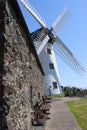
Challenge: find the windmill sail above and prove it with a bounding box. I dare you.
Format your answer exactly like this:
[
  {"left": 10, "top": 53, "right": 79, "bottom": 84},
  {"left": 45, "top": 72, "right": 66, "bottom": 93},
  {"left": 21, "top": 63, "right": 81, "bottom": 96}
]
[
  {"left": 31, "top": 29, "right": 50, "bottom": 55},
  {"left": 52, "top": 7, "right": 70, "bottom": 35},
  {"left": 19, "top": 0, "right": 47, "bottom": 28},
  {"left": 52, "top": 36, "right": 85, "bottom": 76}
]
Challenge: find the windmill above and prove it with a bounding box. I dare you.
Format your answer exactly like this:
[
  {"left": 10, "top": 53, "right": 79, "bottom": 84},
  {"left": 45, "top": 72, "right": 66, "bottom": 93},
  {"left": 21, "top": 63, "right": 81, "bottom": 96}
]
[{"left": 19, "top": 0, "right": 86, "bottom": 94}]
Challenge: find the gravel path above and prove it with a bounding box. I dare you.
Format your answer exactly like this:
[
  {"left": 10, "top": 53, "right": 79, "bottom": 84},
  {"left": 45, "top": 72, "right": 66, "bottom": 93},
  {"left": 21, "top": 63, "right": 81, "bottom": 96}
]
[{"left": 31, "top": 97, "right": 82, "bottom": 130}]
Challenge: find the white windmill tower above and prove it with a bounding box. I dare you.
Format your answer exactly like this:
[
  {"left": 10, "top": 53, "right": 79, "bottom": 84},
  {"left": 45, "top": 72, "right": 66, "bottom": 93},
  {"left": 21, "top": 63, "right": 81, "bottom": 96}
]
[{"left": 19, "top": 0, "right": 86, "bottom": 95}]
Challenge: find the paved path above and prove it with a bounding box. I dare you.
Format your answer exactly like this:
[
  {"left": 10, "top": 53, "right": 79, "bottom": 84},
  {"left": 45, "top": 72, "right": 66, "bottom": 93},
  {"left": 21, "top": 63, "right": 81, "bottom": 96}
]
[{"left": 45, "top": 97, "right": 82, "bottom": 130}]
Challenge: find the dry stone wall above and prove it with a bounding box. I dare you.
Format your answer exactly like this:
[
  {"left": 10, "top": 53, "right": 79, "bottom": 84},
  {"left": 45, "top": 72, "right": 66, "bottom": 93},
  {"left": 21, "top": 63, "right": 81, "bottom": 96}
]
[{"left": 0, "top": 0, "right": 44, "bottom": 129}]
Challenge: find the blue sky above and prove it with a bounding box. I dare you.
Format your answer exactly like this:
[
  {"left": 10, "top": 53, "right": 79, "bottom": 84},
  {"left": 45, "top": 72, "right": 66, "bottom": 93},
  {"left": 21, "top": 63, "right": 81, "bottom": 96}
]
[{"left": 18, "top": 0, "right": 87, "bottom": 89}]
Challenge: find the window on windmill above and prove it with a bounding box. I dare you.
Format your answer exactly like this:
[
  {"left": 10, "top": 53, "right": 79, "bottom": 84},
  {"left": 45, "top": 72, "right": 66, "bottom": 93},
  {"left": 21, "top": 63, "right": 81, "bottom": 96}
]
[
  {"left": 53, "top": 82, "right": 58, "bottom": 89},
  {"left": 49, "top": 63, "right": 54, "bottom": 69},
  {"left": 47, "top": 48, "right": 51, "bottom": 54}
]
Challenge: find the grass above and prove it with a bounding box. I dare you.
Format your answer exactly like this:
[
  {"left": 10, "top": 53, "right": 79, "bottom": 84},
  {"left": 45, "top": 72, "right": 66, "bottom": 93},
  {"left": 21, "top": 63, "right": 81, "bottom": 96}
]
[
  {"left": 51, "top": 93, "right": 65, "bottom": 98},
  {"left": 66, "top": 96, "right": 87, "bottom": 130}
]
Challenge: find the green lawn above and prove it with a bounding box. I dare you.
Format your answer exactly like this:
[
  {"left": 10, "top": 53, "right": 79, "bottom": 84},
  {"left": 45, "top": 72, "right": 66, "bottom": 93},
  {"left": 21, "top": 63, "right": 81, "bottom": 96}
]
[
  {"left": 66, "top": 97, "right": 87, "bottom": 130},
  {"left": 51, "top": 93, "right": 65, "bottom": 98}
]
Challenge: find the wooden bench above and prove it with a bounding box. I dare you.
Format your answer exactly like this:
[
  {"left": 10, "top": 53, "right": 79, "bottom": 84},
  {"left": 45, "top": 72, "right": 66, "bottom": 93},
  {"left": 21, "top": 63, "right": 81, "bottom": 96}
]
[
  {"left": 42, "top": 96, "right": 52, "bottom": 103},
  {"left": 31, "top": 97, "right": 51, "bottom": 125},
  {"left": 36, "top": 97, "right": 51, "bottom": 111}
]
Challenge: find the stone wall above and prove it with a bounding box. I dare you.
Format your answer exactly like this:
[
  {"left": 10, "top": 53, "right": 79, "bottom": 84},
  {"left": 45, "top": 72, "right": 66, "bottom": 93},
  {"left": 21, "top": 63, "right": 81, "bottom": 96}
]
[
  {"left": 0, "top": 0, "right": 44, "bottom": 129},
  {"left": 29, "top": 45, "right": 44, "bottom": 106}
]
